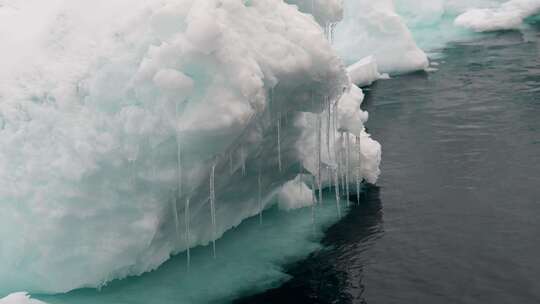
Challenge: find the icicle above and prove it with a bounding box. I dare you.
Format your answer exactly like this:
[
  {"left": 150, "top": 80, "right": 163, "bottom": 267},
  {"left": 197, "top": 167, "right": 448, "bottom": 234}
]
[
  {"left": 316, "top": 114, "right": 323, "bottom": 204},
  {"left": 325, "top": 23, "right": 330, "bottom": 42},
  {"left": 241, "top": 147, "right": 246, "bottom": 176},
  {"left": 185, "top": 198, "right": 191, "bottom": 270},
  {"left": 277, "top": 114, "right": 282, "bottom": 172},
  {"left": 345, "top": 133, "right": 350, "bottom": 205},
  {"left": 334, "top": 167, "right": 341, "bottom": 217},
  {"left": 128, "top": 160, "right": 134, "bottom": 186},
  {"left": 311, "top": 175, "right": 318, "bottom": 204},
  {"left": 151, "top": 149, "right": 156, "bottom": 185},
  {"left": 356, "top": 136, "right": 361, "bottom": 205},
  {"left": 326, "top": 97, "right": 331, "bottom": 158},
  {"left": 269, "top": 87, "right": 275, "bottom": 120},
  {"left": 310, "top": 174, "right": 316, "bottom": 232},
  {"left": 172, "top": 194, "right": 180, "bottom": 244},
  {"left": 175, "top": 100, "right": 183, "bottom": 200},
  {"left": 299, "top": 166, "right": 304, "bottom": 199},
  {"left": 337, "top": 132, "right": 342, "bottom": 194},
  {"left": 209, "top": 163, "right": 216, "bottom": 258},
  {"left": 258, "top": 169, "right": 263, "bottom": 224},
  {"left": 310, "top": 182, "right": 315, "bottom": 226},
  {"left": 332, "top": 101, "right": 339, "bottom": 165},
  {"left": 229, "top": 152, "right": 233, "bottom": 175},
  {"left": 330, "top": 23, "right": 336, "bottom": 45},
  {"left": 341, "top": 133, "right": 346, "bottom": 195}
]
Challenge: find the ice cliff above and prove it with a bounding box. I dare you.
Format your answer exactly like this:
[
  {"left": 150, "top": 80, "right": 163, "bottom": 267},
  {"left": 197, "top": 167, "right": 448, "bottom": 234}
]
[{"left": 0, "top": 0, "right": 379, "bottom": 294}]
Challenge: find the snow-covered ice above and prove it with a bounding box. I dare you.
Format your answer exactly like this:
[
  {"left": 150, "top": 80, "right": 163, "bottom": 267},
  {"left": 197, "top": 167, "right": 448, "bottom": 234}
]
[
  {"left": 334, "top": 0, "right": 429, "bottom": 74},
  {"left": 455, "top": 0, "right": 540, "bottom": 32},
  {"left": 0, "top": 0, "right": 379, "bottom": 295}
]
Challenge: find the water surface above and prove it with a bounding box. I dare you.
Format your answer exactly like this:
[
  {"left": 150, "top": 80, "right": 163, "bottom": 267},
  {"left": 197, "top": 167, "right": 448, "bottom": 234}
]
[{"left": 237, "top": 25, "right": 540, "bottom": 304}]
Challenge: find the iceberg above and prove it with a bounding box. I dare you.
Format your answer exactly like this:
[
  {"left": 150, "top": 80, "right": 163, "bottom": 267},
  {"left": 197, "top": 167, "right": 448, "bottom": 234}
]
[{"left": 0, "top": 0, "right": 380, "bottom": 295}]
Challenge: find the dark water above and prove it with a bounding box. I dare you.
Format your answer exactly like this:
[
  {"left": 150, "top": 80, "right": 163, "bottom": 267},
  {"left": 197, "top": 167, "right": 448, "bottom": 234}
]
[{"left": 236, "top": 27, "right": 540, "bottom": 303}]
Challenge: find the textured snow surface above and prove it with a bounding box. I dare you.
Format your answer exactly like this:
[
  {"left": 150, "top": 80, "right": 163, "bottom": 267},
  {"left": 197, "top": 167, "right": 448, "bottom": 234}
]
[
  {"left": 0, "top": 0, "right": 379, "bottom": 295},
  {"left": 455, "top": 0, "right": 540, "bottom": 31}
]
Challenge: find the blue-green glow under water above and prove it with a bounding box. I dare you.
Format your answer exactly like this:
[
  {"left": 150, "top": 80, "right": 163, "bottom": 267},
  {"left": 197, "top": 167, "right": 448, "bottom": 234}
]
[{"left": 36, "top": 193, "right": 359, "bottom": 304}]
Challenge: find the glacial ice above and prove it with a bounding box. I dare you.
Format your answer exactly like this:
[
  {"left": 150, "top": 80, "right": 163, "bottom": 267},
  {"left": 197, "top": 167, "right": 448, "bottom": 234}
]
[
  {"left": 0, "top": 0, "right": 380, "bottom": 295},
  {"left": 455, "top": 0, "right": 540, "bottom": 32}
]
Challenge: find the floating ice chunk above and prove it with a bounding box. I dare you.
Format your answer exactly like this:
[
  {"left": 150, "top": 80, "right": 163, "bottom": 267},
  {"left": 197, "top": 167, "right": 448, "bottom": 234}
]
[
  {"left": 0, "top": 293, "right": 46, "bottom": 304},
  {"left": 278, "top": 177, "right": 314, "bottom": 211},
  {"left": 334, "top": 0, "right": 429, "bottom": 74},
  {"left": 455, "top": 0, "right": 540, "bottom": 32},
  {"left": 346, "top": 56, "right": 383, "bottom": 87}
]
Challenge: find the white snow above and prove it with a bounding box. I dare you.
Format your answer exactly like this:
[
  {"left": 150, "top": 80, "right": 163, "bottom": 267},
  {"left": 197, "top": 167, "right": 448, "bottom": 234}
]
[
  {"left": 334, "top": 0, "right": 429, "bottom": 74},
  {"left": 455, "top": 0, "right": 540, "bottom": 32},
  {"left": 277, "top": 177, "right": 314, "bottom": 210},
  {"left": 346, "top": 56, "right": 387, "bottom": 87}
]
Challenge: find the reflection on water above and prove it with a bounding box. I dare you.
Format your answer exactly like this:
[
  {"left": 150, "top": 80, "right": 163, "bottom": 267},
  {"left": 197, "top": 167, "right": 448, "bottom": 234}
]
[{"left": 235, "top": 185, "right": 384, "bottom": 304}]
